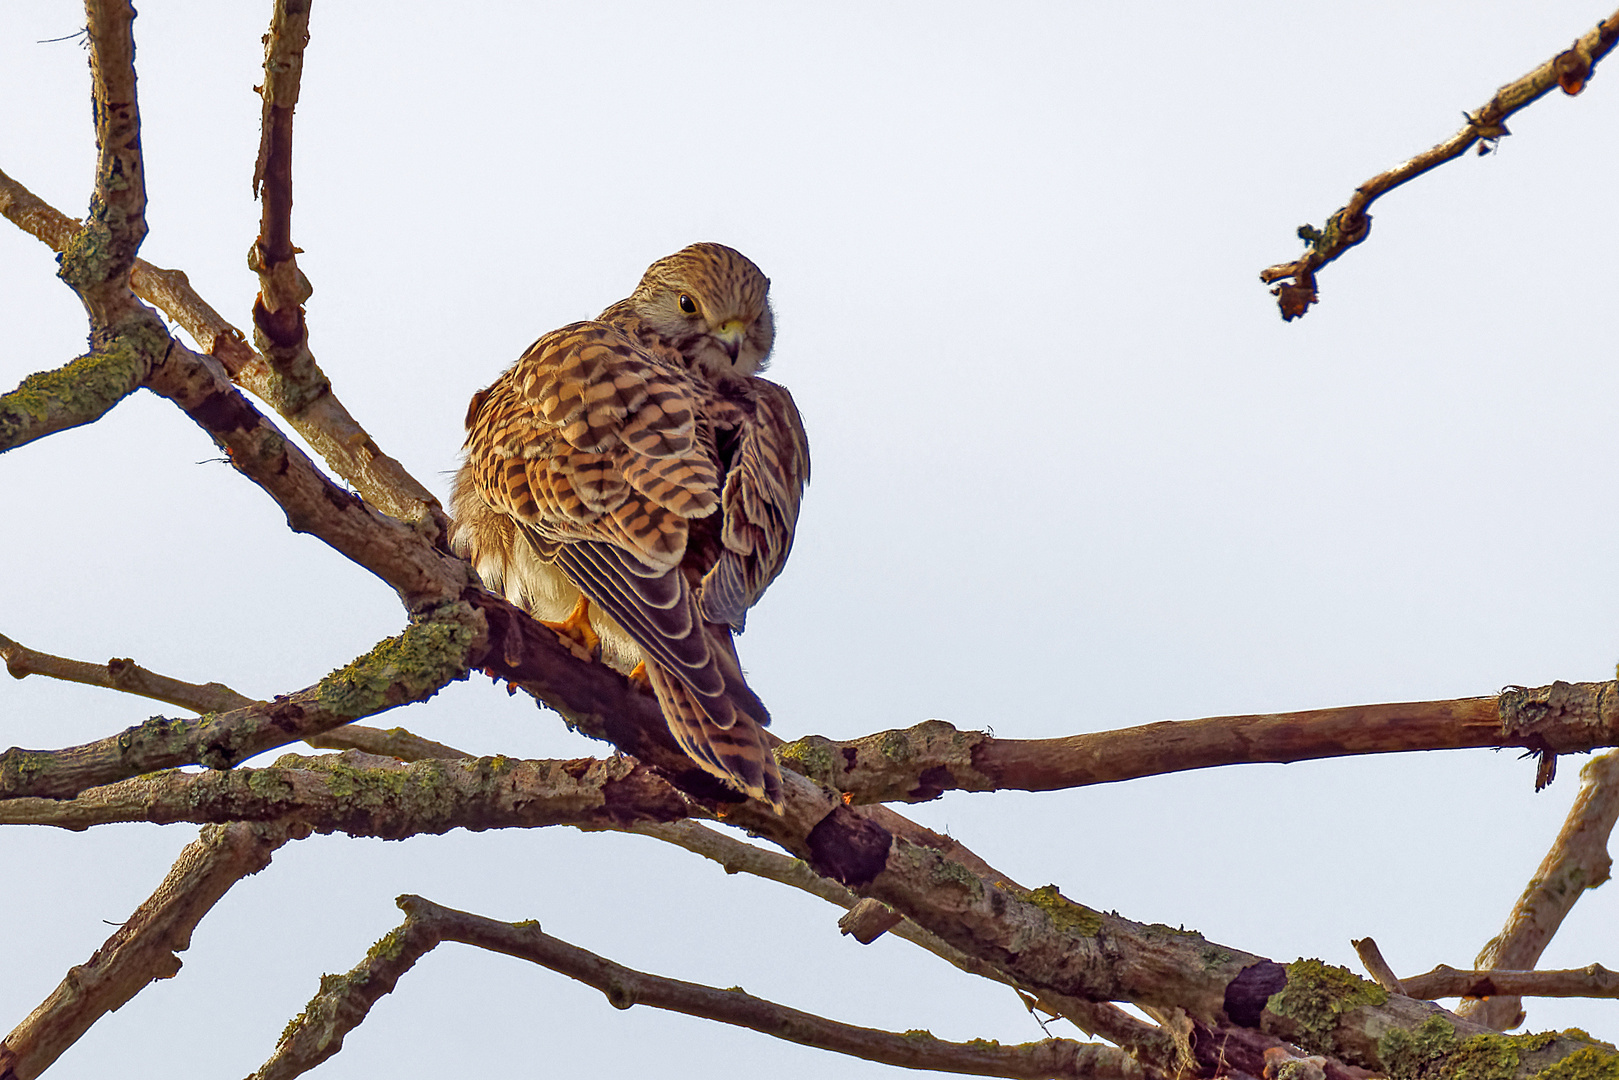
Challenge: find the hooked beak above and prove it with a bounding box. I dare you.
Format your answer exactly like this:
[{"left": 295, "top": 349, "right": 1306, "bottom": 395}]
[{"left": 713, "top": 319, "right": 746, "bottom": 362}]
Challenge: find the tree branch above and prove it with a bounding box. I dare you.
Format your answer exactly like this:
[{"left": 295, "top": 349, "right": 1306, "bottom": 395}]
[
  {"left": 0, "top": 608, "right": 481, "bottom": 801},
  {"left": 254, "top": 893, "right": 1151, "bottom": 1080},
  {"left": 1402, "top": 964, "right": 1619, "bottom": 1002},
  {"left": 1457, "top": 749, "right": 1619, "bottom": 1030},
  {"left": 0, "top": 629, "right": 470, "bottom": 761},
  {"left": 779, "top": 683, "right": 1619, "bottom": 804},
  {"left": 0, "top": 750, "right": 689, "bottom": 835},
  {"left": 75, "top": 0, "right": 147, "bottom": 294},
  {"left": 625, "top": 821, "right": 1172, "bottom": 1057},
  {"left": 1259, "top": 7, "right": 1619, "bottom": 320},
  {"left": 0, "top": 821, "right": 300, "bottom": 1080},
  {"left": 1, "top": 630, "right": 254, "bottom": 713},
  {"left": 141, "top": 341, "right": 466, "bottom": 609},
  {"left": 0, "top": 163, "right": 445, "bottom": 531}
]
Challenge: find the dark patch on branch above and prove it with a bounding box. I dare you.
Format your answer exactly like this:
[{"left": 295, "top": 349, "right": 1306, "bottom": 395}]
[
  {"left": 806, "top": 805, "right": 894, "bottom": 888},
  {"left": 1224, "top": 961, "right": 1288, "bottom": 1027}
]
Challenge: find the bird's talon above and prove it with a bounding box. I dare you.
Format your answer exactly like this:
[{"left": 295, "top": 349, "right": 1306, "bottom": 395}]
[
  {"left": 540, "top": 596, "right": 600, "bottom": 662},
  {"left": 627, "top": 661, "right": 650, "bottom": 686}
]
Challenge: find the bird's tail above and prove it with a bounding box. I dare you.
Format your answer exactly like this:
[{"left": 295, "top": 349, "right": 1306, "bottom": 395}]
[{"left": 645, "top": 659, "right": 784, "bottom": 814}]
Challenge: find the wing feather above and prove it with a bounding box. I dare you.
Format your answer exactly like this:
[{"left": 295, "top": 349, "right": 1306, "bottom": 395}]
[{"left": 699, "top": 380, "right": 811, "bottom": 629}]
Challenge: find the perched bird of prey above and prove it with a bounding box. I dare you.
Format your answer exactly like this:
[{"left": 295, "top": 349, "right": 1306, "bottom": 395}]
[{"left": 451, "top": 243, "right": 809, "bottom": 813}]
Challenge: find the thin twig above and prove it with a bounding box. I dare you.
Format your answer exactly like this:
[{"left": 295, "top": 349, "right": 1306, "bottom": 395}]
[
  {"left": 0, "top": 821, "right": 301, "bottom": 1080},
  {"left": 303, "top": 725, "right": 470, "bottom": 760},
  {"left": 0, "top": 631, "right": 254, "bottom": 713},
  {"left": 1259, "top": 8, "right": 1619, "bottom": 320},
  {"left": 1457, "top": 749, "right": 1619, "bottom": 1029},
  {"left": 1350, "top": 937, "right": 1408, "bottom": 995},
  {"left": 1402, "top": 963, "right": 1619, "bottom": 1001}
]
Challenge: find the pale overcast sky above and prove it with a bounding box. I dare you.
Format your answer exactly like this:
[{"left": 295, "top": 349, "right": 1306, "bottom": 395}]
[{"left": 3, "top": 3, "right": 1617, "bottom": 1076}]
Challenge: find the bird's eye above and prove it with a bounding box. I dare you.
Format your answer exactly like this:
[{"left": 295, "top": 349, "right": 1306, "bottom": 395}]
[{"left": 677, "top": 293, "right": 697, "bottom": 315}]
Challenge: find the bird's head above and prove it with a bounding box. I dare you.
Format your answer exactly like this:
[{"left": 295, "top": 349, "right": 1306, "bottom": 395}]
[{"left": 629, "top": 242, "right": 774, "bottom": 377}]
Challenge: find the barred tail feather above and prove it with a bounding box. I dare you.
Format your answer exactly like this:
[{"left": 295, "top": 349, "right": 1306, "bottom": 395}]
[{"left": 646, "top": 663, "right": 784, "bottom": 813}]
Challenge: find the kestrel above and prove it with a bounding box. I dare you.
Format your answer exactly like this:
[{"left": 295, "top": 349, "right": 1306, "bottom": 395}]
[{"left": 451, "top": 243, "right": 809, "bottom": 813}]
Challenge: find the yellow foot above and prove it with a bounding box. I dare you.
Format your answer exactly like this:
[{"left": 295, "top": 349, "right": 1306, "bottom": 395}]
[
  {"left": 540, "top": 596, "right": 600, "bottom": 662},
  {"left": 627, "top": 660, "right": 651, "bottom": 686}
]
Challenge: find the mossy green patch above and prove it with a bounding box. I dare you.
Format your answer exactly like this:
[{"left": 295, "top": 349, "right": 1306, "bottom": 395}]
[
  {"left": 1376, "top": 1020, "right": 1601, "bottom": 1080},
  {"left": 775, "top": 734, "right": 838, "bottom": 785},
  {"left": 1011, "top": 884, "right": 1103, "bottom": 937},
  {"left": 1536, "top": 1045, "right": 1619, "bottom": 1080},
  {"left": 315, "top": 611, "right": 477, "bottom": 719},
  {"left": 879, "top": 729, "right": 913, "bottom": 762},
  {"left": 56, "top": 221, "right": 114, "bottom": 289},
  {"left": 0, "top": 347, "right": 146, "bottom": 452},
  {"left": 364, "top": 925, "right": 410, "bottom": 962},
  {"left": 1380, "top": 1015, "right": 1459, "bottom": 1078},
  {"left": 300, "top": 755, "right": 465, "bottom": 835},
  {"left": 1268, "top": 959, "right": 1388, "bottom": 1049}
]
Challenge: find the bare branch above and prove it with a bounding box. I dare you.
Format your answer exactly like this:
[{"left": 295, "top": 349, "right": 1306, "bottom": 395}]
[
  {"left": 393, "top": 894, "right": 1150, "bottom": 1080},
  {"left": 1350, "top": 938, "right": 1407, "bottom": 995},
  {"left": 0, "top": 165, "right": 78, "bottom": 249},
  {"left": 0, "top": 609, "right": 481, "bottom": 801},
  {"left": 303, "top": 725, "right": 470, "bottom": 760},
  {"left": 0, "top": 630, "right": 254, "bottom": 713},
  {"left": 780, "top": 684, "right": 1619, "bottom": 804},
  {"left": 142, "top": 341, "right": 467, "bottom": 609},
  {"left": 1403, "top": 964, "right": 1619, "bottom": 1001},
  {"left": 1458, "top": 749, "right": 1619, "bottom": 1029},
  {"left": 1259, "top": 8, "right": 1619, "bottom": 320},
  {"left": 0, "top": 821, "right": 300, "bottom": 1080},
  {"left": 626, "top": 821, "right": 1170, "bottom": 1055},
  {"left": 249, "top": 0, "right": 319, "bottom": 404}
]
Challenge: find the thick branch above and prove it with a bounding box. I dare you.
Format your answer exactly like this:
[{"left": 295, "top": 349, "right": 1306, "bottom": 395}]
[
  {"left": 1403, "top": 964, "right": 1619, "bottom": 1001},
  {"left": 0, "top": 347, "right": 150, "bottom": 453},
  {"left": 0, "top": 821, "right": 299, "bottom": 1080},
  {"left": 1259, "top": 7, "right": 1619, "bottom": 320},
  {"left": 11, "top": 750, "right": 1611, "bottom": 1077},
  {"left": 1458, "top": 749, "right": 1619, "bottom": 1029},
  {"left": 0, "top": 750, "right": 689, "bottom": 835},
  {"left": 0, "top": 608, "right": 480, "bottom": 801},
  {"left": 779, "top": 684, "right": 1619, "bottom": 804}
]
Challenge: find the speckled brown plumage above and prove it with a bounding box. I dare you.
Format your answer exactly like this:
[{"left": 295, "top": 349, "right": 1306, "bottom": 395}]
[{"left": 451, "top": 243, "right": 809, "bottom": 812}]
